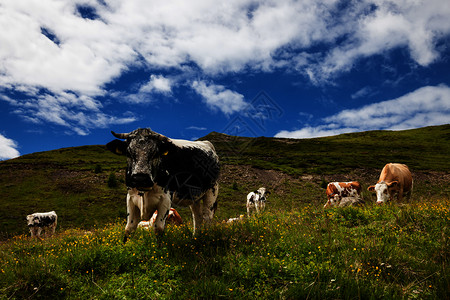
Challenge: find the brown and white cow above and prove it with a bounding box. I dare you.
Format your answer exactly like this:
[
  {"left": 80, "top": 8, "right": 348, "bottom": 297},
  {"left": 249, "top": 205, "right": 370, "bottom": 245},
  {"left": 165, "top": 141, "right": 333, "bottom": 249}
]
[
  {"left": 368, "top": 163, "right": 413, "bottom": 204},
  {"left": 324, "top": 182, "right": 362, "bottom": 208},
  {"left": 138, "top": 208, "right": 183, "bottom": 230}
]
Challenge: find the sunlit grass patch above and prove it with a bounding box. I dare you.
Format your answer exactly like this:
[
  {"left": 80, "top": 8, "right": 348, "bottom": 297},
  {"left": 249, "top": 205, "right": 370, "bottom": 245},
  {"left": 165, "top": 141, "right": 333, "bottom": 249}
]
[{"left": 1, "top": 198, "right": 449, "bottom": 299}]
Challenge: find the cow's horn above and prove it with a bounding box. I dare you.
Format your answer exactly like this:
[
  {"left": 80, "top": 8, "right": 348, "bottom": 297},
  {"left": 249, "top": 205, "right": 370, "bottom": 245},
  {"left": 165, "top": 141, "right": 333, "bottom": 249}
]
[{"left": 111, "top": 131, "right": 129, "bottom": 139}]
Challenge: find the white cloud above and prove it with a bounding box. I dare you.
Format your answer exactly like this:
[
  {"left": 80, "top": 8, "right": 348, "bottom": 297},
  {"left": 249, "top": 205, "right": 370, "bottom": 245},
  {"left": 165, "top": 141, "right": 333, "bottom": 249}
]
[
  {"left": 187, "top": 126, "right": 207, "bottom": 131},
  {"left": 0, "top": 0, "right": 135, "bottom": 96},
  {"left": 192, "top": 80, "right": 247, "bottom": 115},
  {"left": 139, "top": 75, "right": 173, "bottom": 95},
  {"left": 275, "top": 126, "right": 357, "bottom": 139},
  {"left": 275, "top": 84, "right": 450, "bottom": 138},
  {"left": 123, "top": 74, "right": 174, "bottom": 104},
  {"left": 1, "top": 92, "right": 137, "bottom": 135},
  {"left": 0, "top": 133, "right": 20, "bottom": 160},
  {"left": 351, "top": 86, "right": 374, "bottom": 99},
  {"left": 0, "top": 0, "right": 450, "bottom": 132},
  {"left": 308, "top": 0, "right": 450, "bottom": 82},
  {"left": 3, "top": 0, "right": 447, "bottom": 93}
]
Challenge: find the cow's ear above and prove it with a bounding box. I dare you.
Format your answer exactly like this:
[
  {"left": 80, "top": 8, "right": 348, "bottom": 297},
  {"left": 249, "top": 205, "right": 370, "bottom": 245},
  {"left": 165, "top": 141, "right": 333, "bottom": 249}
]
[
  {"left": 158, "top": 137, "right": 175, "bottom": 157},
  {"left": 266, "top": 191, "right": 271, "bottom": 195},
  {"left": 367, "top": 185, "right": 375, "bottom": 192},
  {"left": 106, "top": 139, "right": 127, "bottom": 155},
  {"left": 387, "top": 181, "right": 398, "bottom": 187}
]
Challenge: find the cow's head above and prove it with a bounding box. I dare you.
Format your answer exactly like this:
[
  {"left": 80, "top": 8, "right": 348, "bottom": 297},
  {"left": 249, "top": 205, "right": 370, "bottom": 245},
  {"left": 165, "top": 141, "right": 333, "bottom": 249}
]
[
  {"left": 368, "top": 181, "right": 398, "bottom": 204},
  {"left": 256, "top": 187, "right": 270, "bottom": 202},
  {"left": 26, "top": 215, "right": 38, "bottom": 227},
  {"left": 107, "top": 128, "right": 172, "bottom": 189}
]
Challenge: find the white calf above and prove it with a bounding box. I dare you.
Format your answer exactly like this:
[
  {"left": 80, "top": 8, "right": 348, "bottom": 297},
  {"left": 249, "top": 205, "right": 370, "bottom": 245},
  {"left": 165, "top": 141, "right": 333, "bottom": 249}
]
[
  {"left": 26, "top": 211, "right": 57, "bottom": 238},
  {"left": 246, "top": 187, "right": 270, "bottom": 217},
  {"left": 226, "top": 215, "right": 245, "bottom": 223}
]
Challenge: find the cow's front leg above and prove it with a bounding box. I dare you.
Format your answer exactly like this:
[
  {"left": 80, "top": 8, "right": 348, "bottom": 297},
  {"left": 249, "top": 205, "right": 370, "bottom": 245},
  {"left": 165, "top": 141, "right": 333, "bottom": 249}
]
[
  {"left": 124, "top": 189, "right": 141, "bottom": 243},
  {"left": 153, "top": 193, "right": 171, "bottom": 236},
  {"left": 29, "top": 227, "right": 39, "bottom": 238},
  {"left": 260, "top": 201, "right": 266, "bottom": 212},
  {"left": 255, "top": 201, "right": 261, "bottom": 214}
]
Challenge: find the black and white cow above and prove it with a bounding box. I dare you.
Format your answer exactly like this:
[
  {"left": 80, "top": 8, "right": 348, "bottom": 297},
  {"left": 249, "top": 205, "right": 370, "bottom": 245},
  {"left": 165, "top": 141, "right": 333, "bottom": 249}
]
[
  {"left": 107, "top": 128, "right": 220, "bottom": 240},
  {"left": 26, "top": 211, "right": 57, "bottom": 238},
  {"left": 246, "top": 187, "right": 269, "bottom": 216}
]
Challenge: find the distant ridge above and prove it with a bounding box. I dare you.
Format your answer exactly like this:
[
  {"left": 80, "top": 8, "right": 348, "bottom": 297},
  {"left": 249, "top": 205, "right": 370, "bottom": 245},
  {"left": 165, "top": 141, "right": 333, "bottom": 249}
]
[{"left": 202, "top": 124, "right": 450, "bottom": 174}]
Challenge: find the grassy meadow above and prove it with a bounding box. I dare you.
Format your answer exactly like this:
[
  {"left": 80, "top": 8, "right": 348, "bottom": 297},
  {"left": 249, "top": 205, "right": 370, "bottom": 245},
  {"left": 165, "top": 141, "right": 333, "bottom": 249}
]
[
  {"left": 0, "top": 125, "right": 449, "bottom": 298},
  {"left": 1, "top": 199, "right": 449, "bottom": 299}
]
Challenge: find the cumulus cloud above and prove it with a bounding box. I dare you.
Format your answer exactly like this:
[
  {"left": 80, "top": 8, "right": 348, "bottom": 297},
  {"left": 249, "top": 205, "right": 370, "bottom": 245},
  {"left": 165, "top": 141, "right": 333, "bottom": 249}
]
[
  {"left": 1, "top": 92, "right": 136, "bottom": 135},
  {"left": 0, "top": 133, "right": 20, "bottom": 160},
  {"left": 307, "top": 0, "right": 450, "bottom": 82},
  {"left": 139, "top": 75, "right": 173, "bottom": 95},
  {"left": 192, "top": 80, "right": 247, "bottom": 115},
  {"left": 0, "top": 0, "right": 449, "bottom": 133},
  {"left": 275, "top": 84, "right": 450, "bottom": 138},
  {"left": 3, "top": 1, "right": 448, "bottom": 89},
  {"left": 0, "top": 1, "right": 135, "bottom": 96},
  {"left": 123, "top": 74, "right": 174, "bottom": 104}
]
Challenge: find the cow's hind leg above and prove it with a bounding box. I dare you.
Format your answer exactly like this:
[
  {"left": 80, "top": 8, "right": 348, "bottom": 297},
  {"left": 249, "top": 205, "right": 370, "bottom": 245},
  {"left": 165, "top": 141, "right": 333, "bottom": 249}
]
[
  {"left": 405, "top": 180, "right": 413, "bottom": 202},
  {"left": 49, "top": 222, "right": 56, "bottom": 237},
  {"left": 404, "top": 189, "right": 412, "bottom": 202},
  {"left": 190, "top": 183, "right": 218, "bottom": 235}
]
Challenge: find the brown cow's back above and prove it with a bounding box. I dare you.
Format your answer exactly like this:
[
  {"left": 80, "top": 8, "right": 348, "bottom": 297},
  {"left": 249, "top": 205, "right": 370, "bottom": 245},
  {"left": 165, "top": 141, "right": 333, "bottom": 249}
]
[
  {"left": 326, "top": 182, "right": 361, "bottom": 199},
  {"left": 378, "top": 163, "right": 413, "bottom": 192}
]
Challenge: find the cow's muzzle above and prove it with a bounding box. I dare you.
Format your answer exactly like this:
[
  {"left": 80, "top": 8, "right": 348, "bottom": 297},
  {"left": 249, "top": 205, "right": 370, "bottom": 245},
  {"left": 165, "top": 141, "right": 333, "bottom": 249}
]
[{"left": 128, "top": 173, "right": 154, "bottom": 189}]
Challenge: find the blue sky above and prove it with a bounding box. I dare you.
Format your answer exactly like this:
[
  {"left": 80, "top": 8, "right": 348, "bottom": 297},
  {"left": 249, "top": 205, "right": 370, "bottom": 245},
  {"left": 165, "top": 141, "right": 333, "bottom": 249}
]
[{"left": 1, "top": 0, "right": 450, "bottom": 160}]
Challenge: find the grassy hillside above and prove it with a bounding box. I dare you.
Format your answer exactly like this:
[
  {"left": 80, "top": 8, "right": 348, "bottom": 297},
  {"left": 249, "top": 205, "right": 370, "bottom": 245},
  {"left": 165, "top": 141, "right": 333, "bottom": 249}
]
[
  {"left": 203, "top": 124, "right": 450, "bottom": 174},
  {"left": 0, "top": 125, "right": 449, "bottom": 299},
  {"left": 0, "top": 125, "right": 449, "bottom": 239},
  {"left": 1, "top": 199, "right": 449, "bottom": 299},
  {"left": 0, "top": 146, "right": 127, "bottom": 239}
]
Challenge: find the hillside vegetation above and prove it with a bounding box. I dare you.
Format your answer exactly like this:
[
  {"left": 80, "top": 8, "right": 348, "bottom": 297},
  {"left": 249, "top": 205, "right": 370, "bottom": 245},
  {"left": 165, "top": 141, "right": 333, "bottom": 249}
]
[
  {"left": 1, "top": 125, "right": 449, "bottom": 239},
  {"left": 0, "top": 125, "right": 449, "bottom": 298},
  {"left": 203, "top": 124, "right": 450, "bottom": 174},
  {"left": 1, "top": 199, "right": 449, "bottom": 299}
]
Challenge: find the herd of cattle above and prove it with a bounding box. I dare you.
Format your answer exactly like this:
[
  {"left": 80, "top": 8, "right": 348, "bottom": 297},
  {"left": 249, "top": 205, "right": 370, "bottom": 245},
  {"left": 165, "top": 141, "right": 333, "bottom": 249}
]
[{"left": 26, "top": 128, "right": 413, "bottom": 239}]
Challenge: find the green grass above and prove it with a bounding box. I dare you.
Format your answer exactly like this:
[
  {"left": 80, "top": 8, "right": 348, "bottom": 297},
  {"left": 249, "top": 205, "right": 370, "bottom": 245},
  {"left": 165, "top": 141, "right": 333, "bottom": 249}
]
[
  {"left": 1, "top": 198, "right": 449, "bottom": 299},
  {"left": 205, "top": 124, "right": 450, "bottom": 174},
  {"left": 1, "top": 125, "right": 449, "bottom": 239},
  {"left": 0, "top": 125, "right": 449, "bottom": 298},
  {"left": 0, "top": 146, "right": 128, "bottom": 239}
]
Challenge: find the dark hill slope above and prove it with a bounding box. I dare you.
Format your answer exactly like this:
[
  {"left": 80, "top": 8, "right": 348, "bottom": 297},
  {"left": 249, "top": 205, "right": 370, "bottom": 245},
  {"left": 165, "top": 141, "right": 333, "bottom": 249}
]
[
  {"left": 1, "top": 125, "right": 449, "bottom": 239},
  {"left": 201, "top": 124, "right": 450, "bottom": 174}
]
